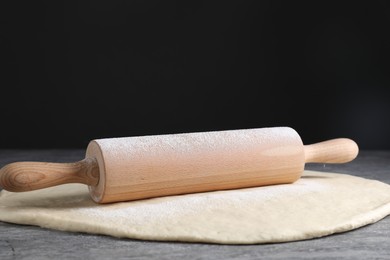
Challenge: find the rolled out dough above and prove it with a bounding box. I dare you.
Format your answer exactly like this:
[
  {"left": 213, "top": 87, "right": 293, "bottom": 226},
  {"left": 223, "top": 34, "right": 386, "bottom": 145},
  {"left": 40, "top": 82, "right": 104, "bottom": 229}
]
[{"left": 1, "top": 170, "right": 390, "bottom": 244}]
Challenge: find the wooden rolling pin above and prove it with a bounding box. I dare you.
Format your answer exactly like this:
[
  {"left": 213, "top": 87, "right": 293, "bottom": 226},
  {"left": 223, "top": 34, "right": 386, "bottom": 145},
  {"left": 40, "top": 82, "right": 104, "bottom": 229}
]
[{"left": 0, "top": 127, "right": 358, "bottom": 203}]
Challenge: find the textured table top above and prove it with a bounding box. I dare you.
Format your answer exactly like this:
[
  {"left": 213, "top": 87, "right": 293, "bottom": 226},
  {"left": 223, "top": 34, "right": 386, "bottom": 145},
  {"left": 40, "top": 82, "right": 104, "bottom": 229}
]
[{"left": 0, "top": 150, "right": 389, "bottom": 260}]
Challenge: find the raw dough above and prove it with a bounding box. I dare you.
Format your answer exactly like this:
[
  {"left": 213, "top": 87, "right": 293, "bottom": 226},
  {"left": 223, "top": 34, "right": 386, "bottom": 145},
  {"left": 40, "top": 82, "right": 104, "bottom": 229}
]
[{"left": 1, "top": 170, "right": 390, "bottom": 244}]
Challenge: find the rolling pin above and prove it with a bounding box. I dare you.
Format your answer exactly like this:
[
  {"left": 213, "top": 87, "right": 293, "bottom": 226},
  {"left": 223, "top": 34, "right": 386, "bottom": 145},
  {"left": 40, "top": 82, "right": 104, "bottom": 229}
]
[{"left": 0, "top": 127, "right": 358, "bottom": 203}]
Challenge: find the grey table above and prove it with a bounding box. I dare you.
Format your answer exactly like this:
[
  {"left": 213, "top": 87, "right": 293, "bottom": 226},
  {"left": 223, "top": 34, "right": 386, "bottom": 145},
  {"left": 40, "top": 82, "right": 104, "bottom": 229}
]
[{"left": 0, "top": 150, "right": 389, "bottom": 260}]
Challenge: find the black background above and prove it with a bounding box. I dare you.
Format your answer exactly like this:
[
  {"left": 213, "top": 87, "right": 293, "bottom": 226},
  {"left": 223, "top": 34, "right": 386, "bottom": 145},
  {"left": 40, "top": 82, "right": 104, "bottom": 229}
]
[{"left": 1, "top": 1, "right": 390, "bottom": 149}]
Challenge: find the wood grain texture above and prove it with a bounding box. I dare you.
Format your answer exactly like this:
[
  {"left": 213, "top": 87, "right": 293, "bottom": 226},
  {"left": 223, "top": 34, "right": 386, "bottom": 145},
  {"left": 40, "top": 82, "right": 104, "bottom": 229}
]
[
  {"left": 0, "top": 150, "right": 389, "bottom": 259},
  {"left": 0, "top": 158, "right": 99, "bottom": 192},
  {"left": 304, "top": 138, "right": 359, "bottom": 163}
]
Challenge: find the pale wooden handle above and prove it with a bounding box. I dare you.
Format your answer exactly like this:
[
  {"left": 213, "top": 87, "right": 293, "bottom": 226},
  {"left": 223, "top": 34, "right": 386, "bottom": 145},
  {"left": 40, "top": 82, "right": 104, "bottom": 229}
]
[
  {"left": 304, "top": 138, "right": 359, "bottom": 164},
  {"left": 0, "top": 158, "right": 99, "bottom": 192}
]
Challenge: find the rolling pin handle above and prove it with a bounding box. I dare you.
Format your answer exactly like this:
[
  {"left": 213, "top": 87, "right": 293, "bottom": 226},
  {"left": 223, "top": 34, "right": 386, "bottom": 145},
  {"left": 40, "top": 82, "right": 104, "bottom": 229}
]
[
  {"left": 304, "top": 138, "right": 359, "bottom": 164},
  {"left": 0, "top": 158, "right": 99, "bottom": 192}
]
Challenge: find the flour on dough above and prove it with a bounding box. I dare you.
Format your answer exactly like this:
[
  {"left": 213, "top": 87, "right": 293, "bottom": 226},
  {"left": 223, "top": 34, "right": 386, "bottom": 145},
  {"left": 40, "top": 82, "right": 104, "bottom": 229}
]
[{"left": 1, "top": 170, "right": 390, "bottom": 244}]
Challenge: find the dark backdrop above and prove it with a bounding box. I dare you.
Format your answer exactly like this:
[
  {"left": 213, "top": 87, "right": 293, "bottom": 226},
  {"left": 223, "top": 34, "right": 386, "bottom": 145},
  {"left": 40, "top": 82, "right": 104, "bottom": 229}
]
[{"left": 1, "top": 1, "right": 390, "bottom": 149}]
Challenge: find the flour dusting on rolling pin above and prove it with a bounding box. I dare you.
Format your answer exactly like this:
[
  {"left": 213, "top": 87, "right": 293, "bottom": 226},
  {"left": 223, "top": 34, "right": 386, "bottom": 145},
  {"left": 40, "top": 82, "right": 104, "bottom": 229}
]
[{"left": 0, "top": 127, "right": 358, "bottom": 203}]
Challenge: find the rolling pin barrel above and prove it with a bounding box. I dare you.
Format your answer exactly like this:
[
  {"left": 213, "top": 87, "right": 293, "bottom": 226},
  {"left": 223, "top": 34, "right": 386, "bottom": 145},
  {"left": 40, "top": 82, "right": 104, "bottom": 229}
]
[
  {"left": 87, "top": 127, "right": 306, "bottom": 203},
  {"left": 0, "top": 127, "right": 359, "bottom": 203}
]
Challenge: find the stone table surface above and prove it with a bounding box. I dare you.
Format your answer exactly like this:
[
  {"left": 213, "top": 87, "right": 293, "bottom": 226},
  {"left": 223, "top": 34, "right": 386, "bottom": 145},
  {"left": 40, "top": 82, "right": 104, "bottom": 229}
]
[{"left": 0, "top": 150, "right": 389, "bottom": 260}]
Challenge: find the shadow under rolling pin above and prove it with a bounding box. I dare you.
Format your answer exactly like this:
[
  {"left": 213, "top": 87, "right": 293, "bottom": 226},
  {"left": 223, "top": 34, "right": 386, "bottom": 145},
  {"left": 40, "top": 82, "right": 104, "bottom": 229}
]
[{"left": 0, "top": 127, "right": 359, "bottom": 203}]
